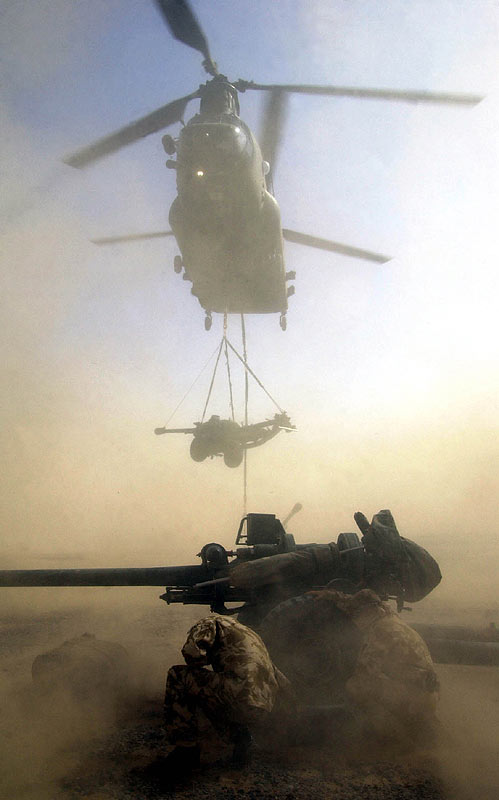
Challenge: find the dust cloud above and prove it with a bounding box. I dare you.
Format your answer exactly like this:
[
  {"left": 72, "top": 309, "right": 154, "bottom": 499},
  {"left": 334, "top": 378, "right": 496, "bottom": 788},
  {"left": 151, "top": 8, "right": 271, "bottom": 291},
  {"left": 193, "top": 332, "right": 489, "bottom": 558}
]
[
  {"left": 436, "top": 664, "right": 499, "bottom": 800},
  {"left": 1, "top": 1, "right": 498, "bottom": 798},
  {"left": 0, "top": 593, "right": 202, "bottom": 799}
]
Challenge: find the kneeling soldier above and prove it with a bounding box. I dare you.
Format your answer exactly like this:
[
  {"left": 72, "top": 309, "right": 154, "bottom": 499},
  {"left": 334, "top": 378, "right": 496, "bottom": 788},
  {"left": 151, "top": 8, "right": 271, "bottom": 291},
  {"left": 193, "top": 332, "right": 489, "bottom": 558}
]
[{"left": 163, "top": 614, "right": 291, "bottom": 776}]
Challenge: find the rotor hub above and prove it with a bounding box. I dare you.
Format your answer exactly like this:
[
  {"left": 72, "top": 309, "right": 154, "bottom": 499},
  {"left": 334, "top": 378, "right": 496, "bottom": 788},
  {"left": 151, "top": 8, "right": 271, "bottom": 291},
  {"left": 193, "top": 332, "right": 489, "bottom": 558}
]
[{"left": 199, "top": 76, "right": 240, "bottom": 117}]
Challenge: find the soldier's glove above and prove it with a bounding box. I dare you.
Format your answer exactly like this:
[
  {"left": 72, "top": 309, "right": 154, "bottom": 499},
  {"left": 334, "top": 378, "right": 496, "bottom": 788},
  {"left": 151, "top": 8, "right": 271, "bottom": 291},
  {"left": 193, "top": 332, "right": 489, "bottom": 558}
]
[{"left": 354, "top": 509, "right": 403, "bottom": 563}]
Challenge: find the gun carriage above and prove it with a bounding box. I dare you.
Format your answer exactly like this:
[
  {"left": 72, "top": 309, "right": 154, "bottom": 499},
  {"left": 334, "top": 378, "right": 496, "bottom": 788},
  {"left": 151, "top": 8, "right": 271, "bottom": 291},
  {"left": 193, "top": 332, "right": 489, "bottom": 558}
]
[{"left": 1, "top": 512, "right": 497, "bottom": 679}]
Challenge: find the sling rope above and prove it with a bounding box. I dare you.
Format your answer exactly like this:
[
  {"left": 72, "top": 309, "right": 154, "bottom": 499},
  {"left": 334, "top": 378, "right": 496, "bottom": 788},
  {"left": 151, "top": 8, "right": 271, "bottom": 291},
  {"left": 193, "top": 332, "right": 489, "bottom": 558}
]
[
  {"left": 200, "top": 328, "right": 283, "bottom": 424},
  {"left": 201, "top": 338, "right": 224, "bottom": 422},
  {"left": 224, "top": 337, "right": 284, "bottom": 414},
  {"left": 241, "top": 315, "right": 249, "bottom": 427},
  {"left": 223, "top": 313, "right": 235, "bottom": 422},
  {"left": 163, "top": 340, "right": 223, "bottom": 427},
  {"left": 161, "top": 316, "right": 286, "bottom": 519},
  {"left": 241, "top": 314, "right": 249, "bottom": 515}
]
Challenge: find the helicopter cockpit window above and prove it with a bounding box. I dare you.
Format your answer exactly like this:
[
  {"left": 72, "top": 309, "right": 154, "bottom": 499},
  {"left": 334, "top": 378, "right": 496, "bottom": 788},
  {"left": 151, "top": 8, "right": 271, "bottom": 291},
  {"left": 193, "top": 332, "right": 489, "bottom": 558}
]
[{"left": 179, "top": 123, "right": 252, "bottom": 175}]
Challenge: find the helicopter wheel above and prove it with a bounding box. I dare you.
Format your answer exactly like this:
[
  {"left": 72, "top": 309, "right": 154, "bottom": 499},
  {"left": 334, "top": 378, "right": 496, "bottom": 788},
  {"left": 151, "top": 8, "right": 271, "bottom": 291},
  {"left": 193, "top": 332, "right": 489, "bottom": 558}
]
[
  {"left": 174, "top": 255, "right": 183, "bottom": 274},
  {"left": 204, "top": 313, "right": 212, "bottom": 331},
  {"left": 279, "top": 314, "right": 287, "bottom": 331}
]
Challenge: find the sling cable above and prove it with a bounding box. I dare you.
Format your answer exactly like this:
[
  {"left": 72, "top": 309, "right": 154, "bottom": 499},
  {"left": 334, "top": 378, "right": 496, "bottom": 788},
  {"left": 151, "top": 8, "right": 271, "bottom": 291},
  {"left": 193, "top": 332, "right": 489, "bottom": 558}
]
[{"left": 154, "top": 314, "right": 295, "bottom": 508}]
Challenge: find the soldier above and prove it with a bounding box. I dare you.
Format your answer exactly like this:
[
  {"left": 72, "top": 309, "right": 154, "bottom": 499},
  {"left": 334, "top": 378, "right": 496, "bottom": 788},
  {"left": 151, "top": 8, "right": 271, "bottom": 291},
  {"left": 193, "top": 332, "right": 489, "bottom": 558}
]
[
  {"left": 261, "top": 586, "right": 439, "bottom": 749},
  {"left": 257, "top": 510, "right": 441, "bottom": 747},
  {"left": 162, "top": 613, "right": 292, "bottom": 778},
  {"left": 342, "top": 588, "right": 439, "bottom": 745}
]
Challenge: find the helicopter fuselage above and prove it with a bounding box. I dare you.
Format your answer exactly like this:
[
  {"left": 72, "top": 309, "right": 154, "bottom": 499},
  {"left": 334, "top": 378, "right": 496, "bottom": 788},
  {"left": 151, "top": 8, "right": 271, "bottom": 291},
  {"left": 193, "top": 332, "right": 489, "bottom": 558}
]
[
  {"left": 168, "top": 113, "right": 290, "bottom": 317},
  {"left": 66, "top": 5, "right": 477, "bottom": 330}
]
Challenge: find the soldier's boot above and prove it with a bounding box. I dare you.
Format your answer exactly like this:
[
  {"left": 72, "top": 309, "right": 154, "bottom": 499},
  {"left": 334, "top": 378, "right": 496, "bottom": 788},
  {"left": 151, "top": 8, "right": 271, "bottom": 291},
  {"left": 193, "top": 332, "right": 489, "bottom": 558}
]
[
  {"left": 164, "top": 744, "right": 201, "bottom": 772},
  {"left": 156, "top": 744, "right": 201, "bottom": 787},
  {"left": 129, "top": 745, "right": 200, "bottom": 791},
  {"left": 231, "top": 724, "right": 253, "bottom": 768}
]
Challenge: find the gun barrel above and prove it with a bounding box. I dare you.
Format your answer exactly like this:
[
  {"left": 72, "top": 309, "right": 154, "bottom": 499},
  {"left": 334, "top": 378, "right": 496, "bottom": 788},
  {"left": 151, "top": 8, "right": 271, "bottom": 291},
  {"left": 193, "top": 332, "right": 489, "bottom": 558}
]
[
  {"left": 154, "top": 427, "right": 195, "bottom": 435},
  {"left": 0, "top": 565, "right": 211, "bottom": 588}
]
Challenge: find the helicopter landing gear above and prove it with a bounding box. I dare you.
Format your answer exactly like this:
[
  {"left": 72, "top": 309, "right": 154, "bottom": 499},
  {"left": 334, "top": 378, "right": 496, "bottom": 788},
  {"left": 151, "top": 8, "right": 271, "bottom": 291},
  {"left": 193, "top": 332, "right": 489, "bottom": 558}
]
[
  {"left": 204, "top": 312, "right": 213, "bottom": 331},
  {"left": 174, "top": 255, "right": 183, "bottom": 274},
  {"left": 279, "top": 314, "right": 287, "bottom": 331}
]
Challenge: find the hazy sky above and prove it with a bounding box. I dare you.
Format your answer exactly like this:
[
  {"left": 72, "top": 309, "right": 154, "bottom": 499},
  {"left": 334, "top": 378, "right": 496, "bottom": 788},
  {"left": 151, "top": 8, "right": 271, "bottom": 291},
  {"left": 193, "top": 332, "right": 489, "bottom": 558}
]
[{"left": 1, "top": 1, "right": 498, "bottom": 607}]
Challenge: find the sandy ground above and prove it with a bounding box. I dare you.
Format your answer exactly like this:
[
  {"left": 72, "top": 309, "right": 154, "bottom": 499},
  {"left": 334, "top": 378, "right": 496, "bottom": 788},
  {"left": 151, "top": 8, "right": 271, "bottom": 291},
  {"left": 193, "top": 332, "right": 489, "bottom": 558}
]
[{"left": 0, "top": 594, "right": 497, "bottom": 800}]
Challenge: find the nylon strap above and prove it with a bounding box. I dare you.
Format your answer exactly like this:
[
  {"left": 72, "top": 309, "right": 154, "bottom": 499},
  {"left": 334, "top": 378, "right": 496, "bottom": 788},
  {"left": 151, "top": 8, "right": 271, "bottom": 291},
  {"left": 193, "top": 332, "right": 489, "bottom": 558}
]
[
  {"left": 163, "top": 340, "right": 223, "bottom": 427},
  {"left": 223, "top": 313, "right": 235, "bottom": 421},
  {"left": 201, "top": 338, "right": 224, "bottom": 422},
  {"left": 224, "top": 337, "right": 284, "bottom": 413},
  {"left": 241, "top": 314, "right": 248, "bottom": 515}
]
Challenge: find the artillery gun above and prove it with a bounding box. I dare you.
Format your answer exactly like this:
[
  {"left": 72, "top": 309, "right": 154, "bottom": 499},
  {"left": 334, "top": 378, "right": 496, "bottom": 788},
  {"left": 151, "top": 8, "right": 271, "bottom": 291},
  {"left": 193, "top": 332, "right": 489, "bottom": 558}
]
[
  {"left": 0, "top": 513, "right": 367, "bottom": 614},
  {"left": 1, "top": 511, "right": 497, "bottom": 677}
]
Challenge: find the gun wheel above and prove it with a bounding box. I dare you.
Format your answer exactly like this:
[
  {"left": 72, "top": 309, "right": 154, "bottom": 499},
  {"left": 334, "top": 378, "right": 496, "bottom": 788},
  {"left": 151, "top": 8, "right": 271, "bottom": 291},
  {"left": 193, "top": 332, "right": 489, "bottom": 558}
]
[
  {"left": 223, "top": 443, "right": 244, "bottom": 468},
  {"left": 190, "top": 438, "right": 209, "bottom": 462}
]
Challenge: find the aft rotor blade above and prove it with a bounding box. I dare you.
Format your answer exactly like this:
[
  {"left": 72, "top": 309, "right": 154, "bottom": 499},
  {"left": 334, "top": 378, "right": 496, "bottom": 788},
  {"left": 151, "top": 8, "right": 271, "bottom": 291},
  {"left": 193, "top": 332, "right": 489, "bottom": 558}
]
[
  {"left": 154, "top": 0, "right": 217, "bottom": 75},
  {"left": 64, "top": 94, "right": 196, "bottom": 168},
  {"left": 241, "top": 82, "right": 483, "bottom": 106},
  {"left": 260, "top": 88, "right": 287, "bottom": 176},
  {"left": 282, "top": 229, "right": 391, "bottom": 264},
  {"left": 91, "top": 231, "right": 174, "bottom": 245}
]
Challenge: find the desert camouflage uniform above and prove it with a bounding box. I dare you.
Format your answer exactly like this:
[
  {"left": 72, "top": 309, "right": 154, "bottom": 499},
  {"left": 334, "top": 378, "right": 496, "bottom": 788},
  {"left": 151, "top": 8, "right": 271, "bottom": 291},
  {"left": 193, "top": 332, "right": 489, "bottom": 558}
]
[
  {"left": 164, "top": 614, "right": 290, "bottom": 747},
  {"left": 343, "top": 590, "right": 439, "bottom": 740},
  {"left": 304, "top": 589, "right": 439, "bottom": 740}
]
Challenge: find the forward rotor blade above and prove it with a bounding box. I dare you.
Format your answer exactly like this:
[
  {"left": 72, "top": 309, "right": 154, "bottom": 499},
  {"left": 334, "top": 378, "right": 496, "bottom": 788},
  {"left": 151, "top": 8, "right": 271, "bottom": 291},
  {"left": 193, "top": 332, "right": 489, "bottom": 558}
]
[
  {"left": 241, "top": 82, "right": 483, "bottom": 106},
  {"left": 64, "top": 94, "right": 196, "bottom": 168},
  {"left": 260, "top": 88, "right": 288, "bottom": 176},
  {"left": 154, "top": 0, "right": 217, "bottom": 74},
  {"left": 91, "top": 231, "right": 174, "bottom": 246},
  {"left": 282, "top": 229, "right": 391, "bottom": 264}
]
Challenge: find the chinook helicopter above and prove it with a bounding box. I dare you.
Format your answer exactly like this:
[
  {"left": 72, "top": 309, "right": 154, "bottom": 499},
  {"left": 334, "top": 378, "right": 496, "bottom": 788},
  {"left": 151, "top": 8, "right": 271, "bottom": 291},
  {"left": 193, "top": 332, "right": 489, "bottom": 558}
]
[{"left": 65, "top": 0, "right": 482, "bottom": 330}]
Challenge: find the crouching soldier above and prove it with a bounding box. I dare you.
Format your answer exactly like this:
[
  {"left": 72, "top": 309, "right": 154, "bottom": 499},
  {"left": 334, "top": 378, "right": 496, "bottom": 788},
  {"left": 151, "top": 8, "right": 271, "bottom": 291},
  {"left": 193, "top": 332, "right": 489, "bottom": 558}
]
[
  {"left": 317, "top": 588, "right": 439, "bottom": 747},
  {"left": 262, "top": 587, "right": 439, "bottom": 752},
  {"left": 163, "top": 614, "right": 292, "bottom": 778},
  {"left": 258, "top": 509, "right": 442, "bottom": 750}
]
